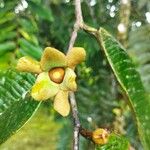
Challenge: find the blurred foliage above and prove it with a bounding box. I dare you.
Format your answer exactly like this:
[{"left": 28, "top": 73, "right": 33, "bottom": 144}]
[
  {"left": 0, "top": 105, "right": 61, "bottom": 150},
  {"left": 96, "top": 134, "right": 129, "bottom": 150},
  {"left": 128, "top": 24, "right": 150, "bottom": 92},
  {"left": 0, "top": 0, "right": 150, "bottom": 150}
]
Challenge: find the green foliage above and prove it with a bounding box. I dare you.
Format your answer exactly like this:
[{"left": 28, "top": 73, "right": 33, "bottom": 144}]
[
  {"left": 138, "top": 0, "right": 150, "bottom": 10},
  {"left": 77, "top": 68, "right": 117, "bottom": 126},
  {"left": 1, "top": 105, "right": 61, "bottom": 150},
  {"left": 0, "top": 0, "right": 43, "bottom": 70},
  {"left": 0, "top": 42, "right": 16, "bottom": 56},
  {"left": 0, "top": 70, "right": 40, "bottom": 144},
  {"left": 96, "top": 134, "right": 129, "bottom": 150},
  {"left": 18, "top": 38, "right": 42, "bottom": 60},
  {"left": 56, "top": 119, "right": 72, "bottom": 150},
  {"left": 128, "top": 24, "right": 150, "bottom": 92},
  {"left": 27, "top": 1, "right": 54, "bottom": 22},
  {"left": 98, "top": 28, "right": 150, "bottom": 150},
  {"left": 0, "top": 0, "right": 149, "bottom": 149}
]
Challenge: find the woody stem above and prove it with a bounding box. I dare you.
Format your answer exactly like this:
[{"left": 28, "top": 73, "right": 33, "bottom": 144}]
[
  {"left": 67, "top": 0, "right": 98, "bottom": 150},
  {"left": 67, "top": 0, "right": 83, "bottom": 150}
]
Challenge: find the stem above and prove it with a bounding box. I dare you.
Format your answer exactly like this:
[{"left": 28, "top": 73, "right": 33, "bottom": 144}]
[
  {"left": 75, "top": 0, "right": 83, "bottom": 25},
  {"left": 69, "top": 92, "right": 81, "bottom": 150},
  {"left": 79, "top": 127, "right": 93, "bottom": 141},
  {"left": 67, "top": 1, "right": 98, "bottom": 150},
  {"left": 67, "top": 0, "right": 83, "bottom": 150},
  {"left": 67, "top": 0, "right": 83, "bottom": 51}
]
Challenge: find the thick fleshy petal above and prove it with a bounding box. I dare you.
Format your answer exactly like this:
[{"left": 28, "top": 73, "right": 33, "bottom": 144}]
[
  {"left": 60, "top": 68, "right": 77, "bottom": 91},
  {"left": 17, "top": 56, "right": 42, "bottom": 74},
  {"left": 31, "top": 72, "right": 59, "bottom": 101},
  {"left": 53, "top": 90, "right": 70, "bottom": 116},
  {"left": 66, "top": 47, "right": 86, "bottom": 68},
  {"left": 40, "top": 47, "right": 67, "bottom": 71}
]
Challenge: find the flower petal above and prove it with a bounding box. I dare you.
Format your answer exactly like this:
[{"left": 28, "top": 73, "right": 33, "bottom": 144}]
[
  {"left": 60, "top": 68, "right": 77, "bottom": 91},
  {"left": 17, "top": 56, "right": 42, "bottom": 74},
  {"left": 40, "top": 47, "right": 67, "bottom": 71},
  {"left": 53, "top": 90, "right": 70, "bottom": 116},
  {"left": 66, "top": 47, "right": 86, "bottom": 68},
  {"left": 31, "top": 72, "right": 59, "bottom": 101}
]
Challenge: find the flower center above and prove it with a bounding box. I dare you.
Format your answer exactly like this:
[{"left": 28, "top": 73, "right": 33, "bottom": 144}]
[{"left": 49, "top": 67, "right": 65, "bottom": 84}]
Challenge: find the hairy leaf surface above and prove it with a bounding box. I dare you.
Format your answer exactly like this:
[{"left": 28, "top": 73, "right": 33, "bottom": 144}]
[
  {"left": 97, "top": 28, "right": 150, "bottom": 150},
  {"left": 0, "top": 70, "right": 40, "bottom": 144}
]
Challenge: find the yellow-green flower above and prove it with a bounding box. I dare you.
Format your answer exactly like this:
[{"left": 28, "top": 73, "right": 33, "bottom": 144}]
[{"left": 17, "top": 47, "right": 86, "bottom": 116}]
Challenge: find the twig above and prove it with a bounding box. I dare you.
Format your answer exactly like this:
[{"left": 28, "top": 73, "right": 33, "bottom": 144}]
[
  {"left": 67, "top": 0, "right": 83, "bottom": 52},
  {"left": 79, "top": 126, "right": 93, "bottom": 141},
  {"left": 67, "top": 0, "right": 83, "bottom": 150},
  {"left": 69, "top": 92, "right": 81, "bottom": 150},
  {"left": 67, "top": 1, "right": 98, "bottom": 150}
]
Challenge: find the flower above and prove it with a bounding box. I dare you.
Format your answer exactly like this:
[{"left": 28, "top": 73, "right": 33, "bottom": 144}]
[{"left": 17, "top": 47, "right": 86, "bottom": 116}]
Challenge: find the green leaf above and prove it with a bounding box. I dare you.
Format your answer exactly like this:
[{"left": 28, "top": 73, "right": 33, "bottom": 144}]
[
  {"left": 0, "top": 53, "right": 16, "bottom": 70},
  {"left": 18, "top": 29, "right": 39, "bottom": 45},
  {"left": 18, "top": 38, "right": 42, "bottom": 60},
  {"left": 98, "top": 28, "right": 150, "bottom": 150},
  {"left": 0, "top": 12, "right": 15, "bottom": 25},
  {"left": 0, "top": 24, "right": 17, "bottom": 34},
  {"left": 0, "top": 42, "right": 16, "bottom": 56},
  {"left": 0, "top": 70, "right": 40, "bottom": 144},
  {"left": 0, "top": 31, "right": 17, "bottom": 42},
  {"left": 18, "top": 18, "right": 38, "bottom": 33},
  {"left": 28, "top": 1, "right": 54, "bottom": 22},
  {"left": 96, "top": 134, "right": 129, "bottom": 150}
]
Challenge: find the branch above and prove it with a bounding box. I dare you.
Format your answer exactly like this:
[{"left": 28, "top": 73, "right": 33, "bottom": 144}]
[
  {"left": 67, "top": 1, "right": 98, "bottom": 150},
  {"left": 67, "top": 0, "right": 83, "bottom": 150},
  {"left": 79, "top": 126, "right": 93, "bottom": 141},
  {"left": 69, "top": 92, "right": 81, "bottom": 150},
  {"left": 67, "top": 0, "right": 83, "bottom": 51}
]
